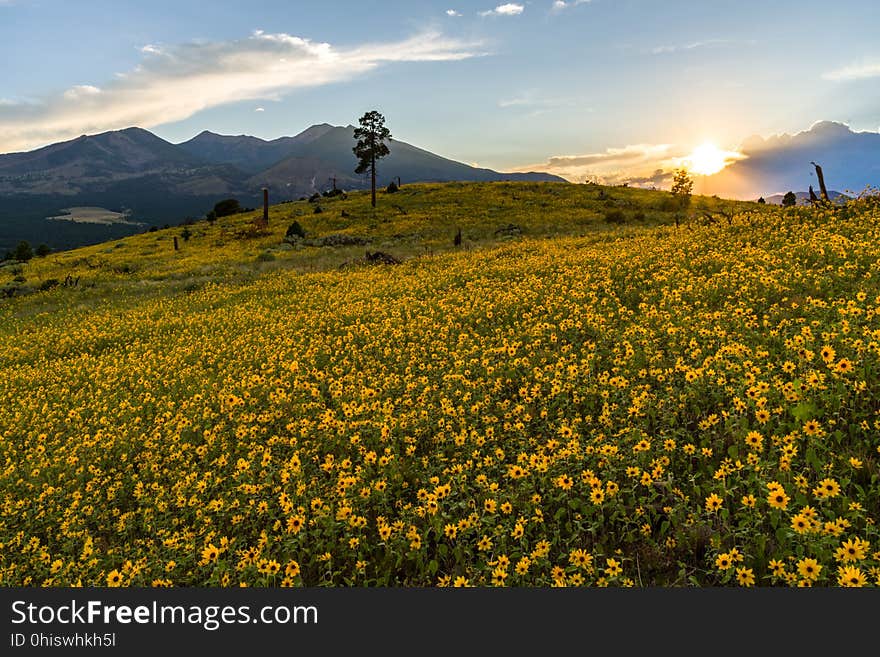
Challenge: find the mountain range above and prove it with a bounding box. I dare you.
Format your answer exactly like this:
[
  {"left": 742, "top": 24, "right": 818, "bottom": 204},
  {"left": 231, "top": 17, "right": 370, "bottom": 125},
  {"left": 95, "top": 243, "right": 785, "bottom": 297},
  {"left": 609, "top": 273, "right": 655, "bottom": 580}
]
[
  {"left": 0, "top": 124, "right": 563, "bottom": 252},
  {"left": 700, "top": 121, "right": 880, "bottom": 200}
]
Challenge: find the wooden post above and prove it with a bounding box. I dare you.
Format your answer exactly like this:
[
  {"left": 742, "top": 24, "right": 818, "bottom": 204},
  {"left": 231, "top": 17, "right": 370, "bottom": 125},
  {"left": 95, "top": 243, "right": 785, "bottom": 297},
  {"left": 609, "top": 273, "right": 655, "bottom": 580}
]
[
  {"left": 811, "top": 162, "right": 829, "bottom": 202},
  {"left": 262, "top": 188, "right": 269, "bottom": 227},
  {"left": 173, "top": 236, "right": 179, "bottom": 251}
]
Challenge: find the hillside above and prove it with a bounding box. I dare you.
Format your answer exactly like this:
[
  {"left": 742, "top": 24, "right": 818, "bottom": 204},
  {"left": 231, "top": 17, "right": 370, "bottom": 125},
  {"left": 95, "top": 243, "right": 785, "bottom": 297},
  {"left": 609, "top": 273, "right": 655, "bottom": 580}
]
[
  {"left": 0, "top": 125, "right": 563, "bottom": 253},
  {"left": 1, "top": 182, "right": 878, "bottom": 588},
  {"left": 1, "top": 181, "right": 751, "bottom": 299}
]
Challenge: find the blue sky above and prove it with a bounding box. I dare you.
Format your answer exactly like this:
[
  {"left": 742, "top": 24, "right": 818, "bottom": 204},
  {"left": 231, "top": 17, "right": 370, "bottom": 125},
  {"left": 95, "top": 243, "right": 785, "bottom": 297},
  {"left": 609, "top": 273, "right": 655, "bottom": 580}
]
[{"left": 1, "top": 0, "right": 878, "bottom": 181}]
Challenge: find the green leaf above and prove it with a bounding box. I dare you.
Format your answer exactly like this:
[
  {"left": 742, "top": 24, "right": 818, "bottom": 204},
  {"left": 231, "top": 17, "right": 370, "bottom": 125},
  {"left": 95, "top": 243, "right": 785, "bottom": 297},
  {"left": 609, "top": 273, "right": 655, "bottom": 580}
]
[
  {"left": 755, "top": 535, "right": 766, "bottom": 559},
  {"left": 775, "top": 527, "right": 788, "bottom": 546},
  {"left": 791, "top": 402, "right": 817, "bottom": 422},
  {"left": 806, "top": 448, "right": 822, "bottom": 473}
]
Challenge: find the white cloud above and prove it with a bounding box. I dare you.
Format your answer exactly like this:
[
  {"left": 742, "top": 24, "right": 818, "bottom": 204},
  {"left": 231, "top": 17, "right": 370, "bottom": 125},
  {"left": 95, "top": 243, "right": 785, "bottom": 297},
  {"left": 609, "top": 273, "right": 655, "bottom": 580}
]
[
  {"left": 254, "top": 107, "right": 265, "bottom": 112},
  {"left": 480, "top": 3, "right": 524, "bottom": 17},
  {"left": 498, "top": 90, "right": 578, "bottom": 110},
  {"left": 552, "top": 0, "right": 591, "bottom": 11},
  {"left": 822, "top": 60, "right": 880, "bottom": 81},
  {"left": 650, "top": 38, "right": 746, "bottom": 55},
  {"left": 140, "top": 44, "right": 163, "bottom": 55},
  {"left": 62, "top": 85, "right": 101, "bottom": 101},
  {"left": 0, "top": 30, "right": 484, "bottom": 153},
  {"left": 446, "top": 9, "right": 462, "bottom": 16}
]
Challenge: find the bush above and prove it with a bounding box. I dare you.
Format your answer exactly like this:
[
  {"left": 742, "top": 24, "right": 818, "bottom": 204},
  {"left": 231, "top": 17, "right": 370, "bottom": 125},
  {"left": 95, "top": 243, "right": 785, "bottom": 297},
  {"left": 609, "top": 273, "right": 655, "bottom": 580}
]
[
  {"left": 656, "top": 196, "right": 680, "bottom": 212},
  {"left": 603, "top": 209, "right": 625, "bottom": 224},
  {"left": 386, "top": 180, "right": 399, "bottom": 194},
  {"left": 35, "top": 244, "right": 51, "bottom": 257},
  {"left": 13, "top": 241, "right": 33, "bottom": 262},
  {"left": 212, "top": 198, "right": 243, "bottom": 218},
  {"left": 285, "top": 221, "right": 306, "bottom": 240}
]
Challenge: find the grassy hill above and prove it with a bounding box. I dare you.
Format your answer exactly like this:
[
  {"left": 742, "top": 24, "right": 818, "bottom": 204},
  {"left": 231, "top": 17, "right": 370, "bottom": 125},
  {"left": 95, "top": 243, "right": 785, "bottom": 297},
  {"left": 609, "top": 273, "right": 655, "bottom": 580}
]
[
  {"left": 2, "top": 182, "right": 745, "bottom": 303},
  {"left": 1, "top": 182, "right": 878, "bottom": 587}
]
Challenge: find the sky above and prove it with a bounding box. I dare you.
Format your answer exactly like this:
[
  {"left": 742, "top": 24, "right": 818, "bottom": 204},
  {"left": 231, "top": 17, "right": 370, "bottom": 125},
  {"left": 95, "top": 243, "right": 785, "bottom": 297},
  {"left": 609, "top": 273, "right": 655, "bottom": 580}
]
[{"left": 1, "top": 0, "right": 878, "bottom": 183}]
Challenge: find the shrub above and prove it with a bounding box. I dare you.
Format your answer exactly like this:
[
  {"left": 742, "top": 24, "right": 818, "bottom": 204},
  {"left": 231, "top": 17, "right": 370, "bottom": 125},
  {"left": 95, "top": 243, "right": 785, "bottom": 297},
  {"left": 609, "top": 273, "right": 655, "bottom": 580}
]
[
  {"left": 657, "top": 196, "right": 680, "bottom": 212},
  {"left": 13, "top": 241, "right": 33, "bottom": 262},
  {"left": 35, "top": 244, "right": 51, "bottom": 257},
  {"left": 603, "top": 209, "right": 625, "bottom": 224},
  {"left": 212, "top": 198, "right": 243, "bottom": 218},
  {"left": 285, "top": 221, "right": 306, "bottom": 240}
]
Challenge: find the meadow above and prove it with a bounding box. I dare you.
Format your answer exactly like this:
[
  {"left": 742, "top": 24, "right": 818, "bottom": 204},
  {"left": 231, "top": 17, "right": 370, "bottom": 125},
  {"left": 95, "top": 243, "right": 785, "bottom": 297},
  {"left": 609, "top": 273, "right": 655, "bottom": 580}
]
[{"left": 0, "top": 182, "right": 878, "bottom": 587}]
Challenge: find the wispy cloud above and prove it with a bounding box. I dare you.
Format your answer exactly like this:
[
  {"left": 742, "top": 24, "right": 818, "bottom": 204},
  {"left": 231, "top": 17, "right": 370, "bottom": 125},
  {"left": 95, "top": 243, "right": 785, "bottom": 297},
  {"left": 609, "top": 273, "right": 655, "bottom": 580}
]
[
  {"left": 254, "top": 107, "right": 265, "bottom": 112},
  {"left": 650, "top": 38, "right": 748, "bottom": 55},
  {"left": 0, "top": 30, "right": 485, "bottom": 153},
  {"left": 446, "top": 9, "right": 462, "bottom": 17},
  {"left": 62, "top": 85, "right": 102, "bottom": 101},
  {"left": 513, "top": 143, "right": 676, "bottom": 184},
  {"left": 551, "top": 0, "right": 591, "bottom": 12},
  {"left": 498, "top": 90, "right": 578, "bottom": 110},
  {"left": 480, "top": 3, "right": 524, "bottom": 17},
  {"left": 822, "top": 60, "right": 880, "bottom": 81}
]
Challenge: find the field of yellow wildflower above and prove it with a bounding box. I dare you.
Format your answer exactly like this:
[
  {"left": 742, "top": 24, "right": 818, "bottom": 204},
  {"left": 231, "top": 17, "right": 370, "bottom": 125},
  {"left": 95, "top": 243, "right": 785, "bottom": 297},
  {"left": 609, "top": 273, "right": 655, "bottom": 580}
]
[{"left": 1, "top": 182, "right": 878, "bottom": 587}]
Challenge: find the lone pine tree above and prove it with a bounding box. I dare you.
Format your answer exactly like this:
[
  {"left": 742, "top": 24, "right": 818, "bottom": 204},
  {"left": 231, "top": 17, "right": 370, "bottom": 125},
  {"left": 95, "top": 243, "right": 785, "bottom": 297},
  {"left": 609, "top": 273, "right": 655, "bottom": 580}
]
[{"left": 353, "top": 111, "right": 391, "bottom": 208}]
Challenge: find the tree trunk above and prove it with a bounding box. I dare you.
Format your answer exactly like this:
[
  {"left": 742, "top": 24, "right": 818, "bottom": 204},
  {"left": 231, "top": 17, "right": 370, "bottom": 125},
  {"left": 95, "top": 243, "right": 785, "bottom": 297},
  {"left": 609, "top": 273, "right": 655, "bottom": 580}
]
[
  {"left": 262, "top": 188, "right": 269, "bottom": 227},
  {"left": 371, "top": 152, "right": 376, "bottom": 208},
  {"left": 812, "top": 162, "right": 829, "bottom": 202}
]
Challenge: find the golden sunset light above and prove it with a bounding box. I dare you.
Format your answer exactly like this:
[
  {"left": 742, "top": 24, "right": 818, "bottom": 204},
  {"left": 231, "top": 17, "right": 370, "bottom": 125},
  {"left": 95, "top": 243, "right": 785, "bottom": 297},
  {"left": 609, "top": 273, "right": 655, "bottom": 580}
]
[{"left": 684, "top": 142, "right": 744, "bottom": 176}]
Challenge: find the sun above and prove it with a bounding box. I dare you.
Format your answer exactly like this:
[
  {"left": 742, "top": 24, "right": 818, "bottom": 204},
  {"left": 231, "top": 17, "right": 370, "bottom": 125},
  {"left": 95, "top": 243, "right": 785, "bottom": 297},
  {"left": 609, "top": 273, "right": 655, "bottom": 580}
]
[{"left": 685, "top": 142, "right": 736, "bottom": 176}]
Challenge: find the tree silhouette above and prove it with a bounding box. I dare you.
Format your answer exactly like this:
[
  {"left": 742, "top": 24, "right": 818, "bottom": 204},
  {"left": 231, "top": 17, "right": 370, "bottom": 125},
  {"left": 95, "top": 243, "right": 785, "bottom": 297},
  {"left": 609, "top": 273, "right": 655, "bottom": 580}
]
[
  {"left": 782, "top": 191, "right": 797, "bottom": 207},
  {"left": 353, "top": 111, "right": 391, "bottom": 208},
  {"left": 671, "top": 168, "right": 693, "bottom": 208}
]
